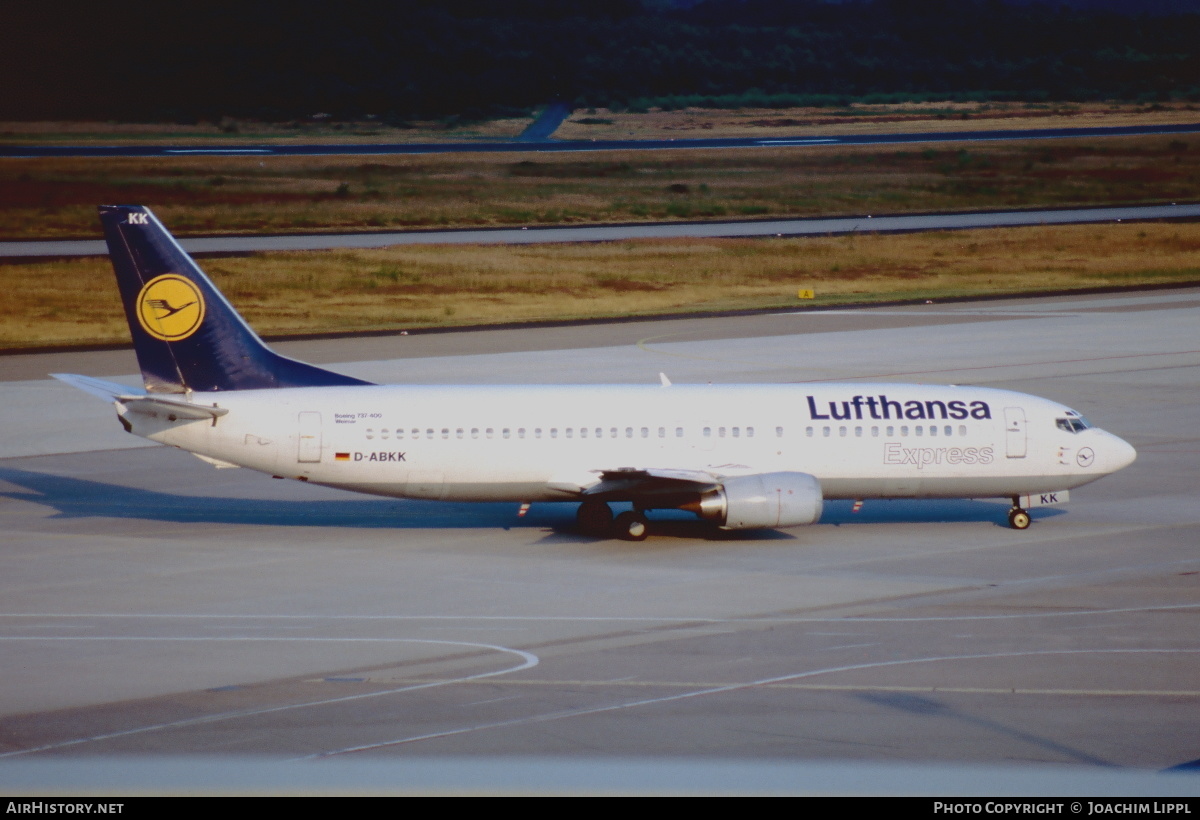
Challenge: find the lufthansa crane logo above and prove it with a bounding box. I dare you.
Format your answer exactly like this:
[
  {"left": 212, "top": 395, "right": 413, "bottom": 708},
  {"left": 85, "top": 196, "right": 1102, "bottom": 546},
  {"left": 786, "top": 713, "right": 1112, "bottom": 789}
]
[{"left": 136, "top": 274, "right": 205, "bottom": 342}]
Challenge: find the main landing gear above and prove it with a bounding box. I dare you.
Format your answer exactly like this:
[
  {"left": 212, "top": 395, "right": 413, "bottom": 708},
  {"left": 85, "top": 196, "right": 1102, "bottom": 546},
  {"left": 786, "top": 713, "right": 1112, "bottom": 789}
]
[
  {"left": 1007, "top": 497, "right": 1031, "bottom": 530},
  {"left": 613, "top": 510, "right": 649, "bottom": 542},
  {"left": 576, "top": 499, "right": 614, "bottom": 534},
  {"left": 576, "top": 501, "right": 648, "bottom": 541}
]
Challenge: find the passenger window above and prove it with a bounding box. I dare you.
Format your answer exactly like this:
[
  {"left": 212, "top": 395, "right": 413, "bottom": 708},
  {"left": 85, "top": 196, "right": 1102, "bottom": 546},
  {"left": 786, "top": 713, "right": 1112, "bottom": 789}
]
[
  {"left": 626, "top": 427, "right": 634, "bottom": 438},
  {"left": 703, "top": 427, "right": 712, "bottom": 437},
  {"left": 958, "top": 425, "right": 967, "bottom": 436},
  {"left": 776, "top": 426, "right": 784, "bottom": 437},
  {"left": 518, "top": 427, "right": 526, "bottom": 439},
  {"left": 854, "top": 426, "right": 862, "bottom": 437},
  {"left": 900, "top": 426, "right": 908, "bottom": 436},
  {"left": 441, "top": 428, "right": 450, "bottom": 439},
  {"left": 503, "top": 428, "right": 510, "bottom": 439},
  {"left": 658, "top": 427, "right": 665, "bottom": 438},
  {"left": 456, "top": 428, "right": 463, "bottom": 439},
  {"left": 871, "top": 426, "right": 879, "bottom": 437},
  {"left": 839, "top": 426, "right": 847, "bottom": 437},
  {"left": 610, "top": 428, "right": 618, "bottom": 438},
  {"left": 676, "top": 427, "right": 683, "bottom": 438},
  {"left": 747, "top": 427, "right": 754, "bottom": 438},
  {"left": 641, "top": 427, "right": 649, "bottom": 438},
  {"left": 886, "top": 426, "right": 894, "bottom": 436},
  {"left": 945, "top": 425, "right": 952, "bottom": 437},
  {"left": 380, "top": 429, "right": 389, "bottom": 440},
  {"left": 929, "top": 425, "right": 937, "bottom": 437},
  {"left": 732, "top": 427, "right": 740, "bottom": 438},
  {"left": 806, "top": 427, "right": 814, "bottom": 437},
  {"left": 365, "top": 428, "right": 374, "bottom": 440},
  {"left": 915, "top": 426, "right": 923, "bottom": 436},
  {"left": 718, "top": 427, "right": 726, "bottom": 438},
  {"left": 426, "top": 428, "right": 434, "bottom": 439},
  {"left": 535, "top": 428, "right": 542, "bottom": 439},
  {"left": 566, "top": 428, "right": 573, "bottom": 439},
  {"left": 471, "top": 428, "right": 479, "bottom": 439},
  {"left": 822, "top": 426, "right": 831, "bottom": 437},
  {"left": 486, "top": 428, "right": 494, "bottom": 439}
]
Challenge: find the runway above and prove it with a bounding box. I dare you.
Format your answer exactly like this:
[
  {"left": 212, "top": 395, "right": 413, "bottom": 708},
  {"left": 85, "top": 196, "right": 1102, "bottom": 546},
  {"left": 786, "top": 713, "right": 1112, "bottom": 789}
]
[
  {"left": 1, "top": 289, "right": 1198, "bottom": 792},
  {"left": 4, "top": 121, "right": 1200, "bottom": 159},
  {"left": 5, "top": 202, "right": 1200, "bottom": 258}
]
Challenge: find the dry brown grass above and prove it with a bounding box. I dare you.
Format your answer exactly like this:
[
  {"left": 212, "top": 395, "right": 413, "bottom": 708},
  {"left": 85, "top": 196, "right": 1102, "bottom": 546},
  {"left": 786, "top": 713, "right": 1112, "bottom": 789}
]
[
  {"left": 3, "top": 134, "right": 1199, "bottom": 239},
  {"left": 4, "top": 222, "right": 1197, "bottom": 349},
  {"left": 559, "top": 101, "right": 1200, "bottom": 139},
  {"left": 0, "top": 117, "right": 534, "bottom": 145}
]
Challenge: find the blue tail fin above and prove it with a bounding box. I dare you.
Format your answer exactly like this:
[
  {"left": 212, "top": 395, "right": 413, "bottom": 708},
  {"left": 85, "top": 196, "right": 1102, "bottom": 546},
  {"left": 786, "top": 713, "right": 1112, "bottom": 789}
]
[{"left": 100, "top": 205, "right": 373, "bottom": 393}]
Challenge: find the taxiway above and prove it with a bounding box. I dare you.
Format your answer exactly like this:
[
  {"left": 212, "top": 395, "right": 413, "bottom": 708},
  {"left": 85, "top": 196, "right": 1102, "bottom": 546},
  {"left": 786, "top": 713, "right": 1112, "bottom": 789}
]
[{"left": 0, "top": 289, "right": 1197, "bottom": 786}]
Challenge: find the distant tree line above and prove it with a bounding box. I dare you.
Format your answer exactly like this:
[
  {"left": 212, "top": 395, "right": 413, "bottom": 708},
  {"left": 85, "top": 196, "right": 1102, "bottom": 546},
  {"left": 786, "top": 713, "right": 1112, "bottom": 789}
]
[{"left": 4, "top": 0, "right": 1199, "bottom": 122}]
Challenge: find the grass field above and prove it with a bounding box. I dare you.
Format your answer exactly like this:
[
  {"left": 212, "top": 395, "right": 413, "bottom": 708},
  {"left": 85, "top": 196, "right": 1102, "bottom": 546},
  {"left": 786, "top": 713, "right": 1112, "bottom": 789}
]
[
  {"left": 3, "top": 136, "right": 1199, "bottom": 241},
  {"left": 3, "top": 103, "right": 1198, "bottom": 349},
  {"left": 4, "top": 222, "right": 1198, "bottom": 350},
  {"left": 554, "top": 100, "right": 1200, "bottom": 140},
  {"left": 4, "top": 100, "right": 1196, "bottom": 144},
  {"left": 2, "top": 103, "right": 1198, "bottom": 241}
]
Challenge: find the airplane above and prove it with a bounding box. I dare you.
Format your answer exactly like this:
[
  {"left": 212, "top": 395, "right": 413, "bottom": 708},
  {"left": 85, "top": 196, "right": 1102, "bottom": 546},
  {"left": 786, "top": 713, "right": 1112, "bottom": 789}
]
[{"left": 55, "top": 205, "right": 1137, "bottom": 541}]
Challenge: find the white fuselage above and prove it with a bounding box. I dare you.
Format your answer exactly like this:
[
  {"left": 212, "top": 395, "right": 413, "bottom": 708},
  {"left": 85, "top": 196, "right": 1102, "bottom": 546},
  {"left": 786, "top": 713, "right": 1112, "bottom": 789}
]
[{"left": 127, "top": 382, "right": 1136, "bottom": 504}]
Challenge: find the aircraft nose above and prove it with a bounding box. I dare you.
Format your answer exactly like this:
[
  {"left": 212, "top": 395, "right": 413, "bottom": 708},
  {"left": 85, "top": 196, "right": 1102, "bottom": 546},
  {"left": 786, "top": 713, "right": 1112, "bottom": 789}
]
[{"left": 1108, "top": 433, "right": 1137, "bottom": 472}]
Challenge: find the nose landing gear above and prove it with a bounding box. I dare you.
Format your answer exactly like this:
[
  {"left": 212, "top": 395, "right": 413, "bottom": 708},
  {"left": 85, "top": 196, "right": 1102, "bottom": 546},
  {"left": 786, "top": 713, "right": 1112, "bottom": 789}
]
[{"left": 1008, "top": 497, "right": 1031, "bottom": 530}]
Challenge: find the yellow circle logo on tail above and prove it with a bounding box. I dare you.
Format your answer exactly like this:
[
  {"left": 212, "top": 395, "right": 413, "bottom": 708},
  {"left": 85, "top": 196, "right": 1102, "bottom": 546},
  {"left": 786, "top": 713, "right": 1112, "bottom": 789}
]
[{"left": 135, "top": 274, "right": 206, "bottom": 342}]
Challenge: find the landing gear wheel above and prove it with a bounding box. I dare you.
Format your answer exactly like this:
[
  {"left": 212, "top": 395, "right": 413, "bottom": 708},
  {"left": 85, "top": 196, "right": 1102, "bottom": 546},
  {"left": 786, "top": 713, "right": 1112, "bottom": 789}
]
[
  {"left": 1008, "top": 508, "right": 1031, "bottom": 530},
  {"left": 614, "top": 510, "right": 649, "bottom": 542},
  {"left": 576, "top": 500, "right": 614, "bottom": 534}
]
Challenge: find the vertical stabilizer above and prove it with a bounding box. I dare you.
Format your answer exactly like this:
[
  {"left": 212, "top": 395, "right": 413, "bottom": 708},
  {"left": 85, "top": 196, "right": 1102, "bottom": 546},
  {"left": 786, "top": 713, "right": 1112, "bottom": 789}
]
[{"left": 99, "top": 205, "right": 372, "bottom": 393}]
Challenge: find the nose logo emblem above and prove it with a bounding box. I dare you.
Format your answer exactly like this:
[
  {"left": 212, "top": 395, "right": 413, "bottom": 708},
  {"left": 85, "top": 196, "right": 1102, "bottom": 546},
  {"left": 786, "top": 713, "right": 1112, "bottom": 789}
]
[{"left": 1076, "top": 447, "right": 1095, "bottom": 467}]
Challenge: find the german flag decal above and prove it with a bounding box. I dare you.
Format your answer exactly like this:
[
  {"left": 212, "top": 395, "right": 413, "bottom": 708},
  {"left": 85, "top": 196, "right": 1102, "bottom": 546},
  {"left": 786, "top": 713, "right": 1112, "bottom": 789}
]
[{"left": 335, "top": 452, "right": 350, "bottom": 461}]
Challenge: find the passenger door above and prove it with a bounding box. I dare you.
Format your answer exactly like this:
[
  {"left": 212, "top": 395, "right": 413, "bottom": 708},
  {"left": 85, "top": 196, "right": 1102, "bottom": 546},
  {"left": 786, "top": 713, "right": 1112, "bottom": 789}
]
[{"left": 1004, "top": 407, "right": 1027, "bottom": 459}]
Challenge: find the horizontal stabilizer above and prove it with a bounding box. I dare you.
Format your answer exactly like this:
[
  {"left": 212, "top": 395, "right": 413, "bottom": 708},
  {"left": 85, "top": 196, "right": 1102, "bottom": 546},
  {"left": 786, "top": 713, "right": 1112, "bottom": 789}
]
[
  {"left": 120, "top": 395, "right": 228, "bottom": 421},
  {"left": 54, "top": 373, "right": 227, "bottom": 420},
  {"left": 52, "top": 373, "right": 145, "bottom": 401}
]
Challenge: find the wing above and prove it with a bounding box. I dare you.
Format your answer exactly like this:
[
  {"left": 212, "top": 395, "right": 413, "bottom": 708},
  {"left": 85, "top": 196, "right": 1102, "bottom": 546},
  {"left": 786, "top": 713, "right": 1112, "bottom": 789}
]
[
  {"left": 583, "top": 467, "right": 720, "bottom": 499},
  {"left": 543, "top": 466, "right": 725, "bottom": 506}
]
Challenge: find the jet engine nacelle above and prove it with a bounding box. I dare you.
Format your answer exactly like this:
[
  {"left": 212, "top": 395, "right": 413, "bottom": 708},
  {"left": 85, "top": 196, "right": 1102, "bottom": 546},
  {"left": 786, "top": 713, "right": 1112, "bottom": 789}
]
[{"left": 690, "top": 472, "right": 824, "bottom": 529}]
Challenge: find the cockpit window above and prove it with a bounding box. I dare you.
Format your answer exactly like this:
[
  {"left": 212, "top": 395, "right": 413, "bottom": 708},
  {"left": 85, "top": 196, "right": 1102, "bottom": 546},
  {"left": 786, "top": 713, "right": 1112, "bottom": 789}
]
[{"left": 1056, "top": 416, "right": 1093, "bottom": 433}]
